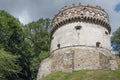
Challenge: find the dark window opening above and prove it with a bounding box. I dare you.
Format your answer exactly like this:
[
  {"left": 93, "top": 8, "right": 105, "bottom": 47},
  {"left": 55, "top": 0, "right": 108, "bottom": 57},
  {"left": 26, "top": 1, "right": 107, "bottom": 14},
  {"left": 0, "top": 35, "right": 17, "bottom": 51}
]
[
  {"left": 83, "top": 7, "right": 86, "bottom": 10},
  {"left": 57, "top": 44, "right": 60, "bottom": 49},
  {"left": 96, "top": 42, "right": 101, "bottom": 47},
  {"left": 81, "top": 13, "right": 83, "bottom": 15},
  {"left": 105, "top": 31, "right": 108, "bottom": 35},
  {"left": 75, "top": 26, "right": 82, "bottom": 30},
  {"left": 51, "top": 36, "right": 54, "bottom": 40}
]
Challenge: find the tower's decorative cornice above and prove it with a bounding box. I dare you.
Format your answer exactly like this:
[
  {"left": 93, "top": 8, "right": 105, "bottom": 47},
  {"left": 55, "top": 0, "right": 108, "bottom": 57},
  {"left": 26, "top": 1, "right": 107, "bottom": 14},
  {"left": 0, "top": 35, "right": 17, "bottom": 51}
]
[{"left": 51, "top": 4, "right": 111, "bottom": 35}]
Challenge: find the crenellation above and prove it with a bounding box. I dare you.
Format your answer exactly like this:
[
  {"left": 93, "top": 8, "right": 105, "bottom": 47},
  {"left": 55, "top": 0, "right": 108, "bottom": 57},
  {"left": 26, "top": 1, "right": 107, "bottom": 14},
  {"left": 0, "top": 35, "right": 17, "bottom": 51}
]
[{"left": 51, "top": 5, "right": 110, "bottom": 34}]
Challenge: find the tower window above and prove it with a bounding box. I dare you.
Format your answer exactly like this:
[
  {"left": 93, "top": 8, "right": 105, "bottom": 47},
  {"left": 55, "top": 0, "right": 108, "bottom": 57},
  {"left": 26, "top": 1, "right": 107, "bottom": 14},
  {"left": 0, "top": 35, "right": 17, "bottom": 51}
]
[
  {"left": 75, "top": 26, "right": 82, "bottom": 30},
  {"left": 105, "top": 31, "right": 108, "bottom": 35},
  {"left": 83, "top": 7, "right": 86, "bottom": 10},
  {"left": 51, "top": 36, "right": 54, "bottom": 40},
  {"left": 57, "top": 44, "right": 60, "bottom": 49},
  {"left": 96, "top": 42, "right": 101, "bottom": 47},
  {"left": 81, "top": 13, "right": 83, "bottom": 15}
]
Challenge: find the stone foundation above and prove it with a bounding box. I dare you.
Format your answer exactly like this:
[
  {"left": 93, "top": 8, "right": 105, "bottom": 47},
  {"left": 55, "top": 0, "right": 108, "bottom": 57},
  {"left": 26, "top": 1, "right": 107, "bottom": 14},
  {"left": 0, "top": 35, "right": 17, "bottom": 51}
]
[{"left": 37, "top": 46, "right": 118, "bottom": 80}]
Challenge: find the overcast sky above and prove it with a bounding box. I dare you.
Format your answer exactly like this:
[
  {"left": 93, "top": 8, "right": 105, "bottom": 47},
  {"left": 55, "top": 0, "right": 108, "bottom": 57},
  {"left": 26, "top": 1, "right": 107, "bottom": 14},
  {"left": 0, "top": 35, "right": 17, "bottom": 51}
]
[{"left": 0, "top": 0, "right": 120, "bottom": 33}]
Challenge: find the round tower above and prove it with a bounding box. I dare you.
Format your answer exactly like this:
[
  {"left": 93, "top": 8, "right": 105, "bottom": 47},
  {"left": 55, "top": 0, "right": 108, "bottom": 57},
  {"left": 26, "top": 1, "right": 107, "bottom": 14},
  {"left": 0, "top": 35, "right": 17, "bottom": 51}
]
[
  {"left": 37, "top": 4, "right": 118, "bottom": 80},
  {"left": 48, "top": 4, "right": 114, "bottom": 71},
  {"left": 51, "top": 4, "right": 111, "bottom": 51}
]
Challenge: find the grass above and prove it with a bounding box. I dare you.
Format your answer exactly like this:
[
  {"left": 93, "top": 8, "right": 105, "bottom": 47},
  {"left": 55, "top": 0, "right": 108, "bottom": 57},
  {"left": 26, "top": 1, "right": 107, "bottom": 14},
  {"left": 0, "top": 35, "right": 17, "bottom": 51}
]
[
  {"left": 41, "top": 70, "right": 120, "bottom": 80},
  {"left": 41, "top": 66, "right": 120, "bottom": 80}
]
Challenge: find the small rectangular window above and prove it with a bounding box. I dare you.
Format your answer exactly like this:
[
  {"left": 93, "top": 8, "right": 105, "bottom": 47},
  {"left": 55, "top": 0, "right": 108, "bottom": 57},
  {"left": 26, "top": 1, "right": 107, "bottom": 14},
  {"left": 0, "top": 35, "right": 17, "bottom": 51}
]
[
  {"left": 75, "top": 26, "right": 82, "bottom": 30},
  {"left": 96, "top": 42, "right": 100, "bottom": 47},
  {"left": 57, "top": 44, "right": 60, "bottom": 49}
]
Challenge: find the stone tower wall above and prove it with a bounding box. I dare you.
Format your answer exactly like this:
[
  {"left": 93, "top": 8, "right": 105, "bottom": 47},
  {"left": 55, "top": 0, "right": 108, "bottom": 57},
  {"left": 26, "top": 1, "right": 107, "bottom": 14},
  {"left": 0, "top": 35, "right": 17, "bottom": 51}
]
[
  {"left": 51, "top": 22, "right": 111, "bottom": 51},
  {"left": 37, "top": 46, "right": 118, "bottom": 80},
  {"left": 50, "top": 4, "right": 111, "bottom": 52},
  {"left": 37, "top": 4, "right": 118, "bottom": 80}
]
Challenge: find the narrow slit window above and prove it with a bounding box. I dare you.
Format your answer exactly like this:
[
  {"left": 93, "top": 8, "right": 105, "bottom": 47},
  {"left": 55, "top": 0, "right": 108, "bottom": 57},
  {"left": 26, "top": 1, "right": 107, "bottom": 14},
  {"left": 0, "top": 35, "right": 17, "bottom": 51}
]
[{"left": 57, "top": 44, "right": 60, "bottom": 49}]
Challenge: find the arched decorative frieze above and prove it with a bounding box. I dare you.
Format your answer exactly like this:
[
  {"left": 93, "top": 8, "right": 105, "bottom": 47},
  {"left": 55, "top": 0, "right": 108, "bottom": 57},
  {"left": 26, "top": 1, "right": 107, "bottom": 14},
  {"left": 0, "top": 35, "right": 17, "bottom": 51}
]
[{"left": 51, "top": 16, "right": 111, "bottom": 36}]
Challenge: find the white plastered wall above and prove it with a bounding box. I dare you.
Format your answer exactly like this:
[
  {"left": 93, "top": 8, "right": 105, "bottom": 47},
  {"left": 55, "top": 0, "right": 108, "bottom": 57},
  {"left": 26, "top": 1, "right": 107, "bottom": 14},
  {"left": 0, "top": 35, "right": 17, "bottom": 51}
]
[{"left": 50, "top": 22, "right": 111, "bottom": 51}]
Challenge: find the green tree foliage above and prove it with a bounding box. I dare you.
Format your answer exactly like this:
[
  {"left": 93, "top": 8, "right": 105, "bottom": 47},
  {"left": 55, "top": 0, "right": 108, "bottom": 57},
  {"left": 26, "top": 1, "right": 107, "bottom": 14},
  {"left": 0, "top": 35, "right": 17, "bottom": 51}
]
[
  {"left": 0, "top": 49, "right": 20, "bottom": 80},
  {"left": 0, "top": 10, "right": 23, "bottom": 50},
  {"left": 0, "top": 10, "right": 51, "bottom": 80},
  {"left": 111, "top": 27, "right": 120, "bottom": 56},
  {"left": 24, "top": 18, "right": 51, "bottom": 80},
  {"left": 25, "top": 18, "right": 50, "bottom": 52},
  {"left": 0, "top": 10, "right": 24, "bottom": 80}
]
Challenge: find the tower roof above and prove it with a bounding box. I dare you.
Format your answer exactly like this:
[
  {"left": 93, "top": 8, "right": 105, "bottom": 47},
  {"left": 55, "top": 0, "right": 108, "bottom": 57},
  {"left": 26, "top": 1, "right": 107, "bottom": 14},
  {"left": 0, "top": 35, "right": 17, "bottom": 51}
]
[{"left": 51, "top": 3, "right": 111, "bottom": 35}]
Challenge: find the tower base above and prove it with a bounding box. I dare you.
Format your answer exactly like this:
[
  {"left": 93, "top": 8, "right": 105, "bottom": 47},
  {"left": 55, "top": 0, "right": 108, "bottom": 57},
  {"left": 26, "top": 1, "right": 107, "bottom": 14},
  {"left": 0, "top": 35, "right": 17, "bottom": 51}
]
[{"left": 37, "top": 46, "right": 118, "bottom": 80}]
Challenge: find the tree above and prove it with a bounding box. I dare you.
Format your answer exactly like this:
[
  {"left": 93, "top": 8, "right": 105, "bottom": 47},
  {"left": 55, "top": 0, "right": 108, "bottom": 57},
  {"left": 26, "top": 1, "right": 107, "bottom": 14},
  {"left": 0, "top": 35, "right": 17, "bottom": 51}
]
[
  {"left": 0, "top": 10, "right": 51, "bottom": 80},
  {"left": 22, "top": 18, "right": 51, "bottom": 80},
  {"left": 0, "top": 10, "right": 24, "bottom": 80},
  {"left": 0, "top": 48, "right": 20, "bottom": 80},
  {"left": 0, "top": 10, "right": 23, "bottom": 50},
  {"left": 111, "top": 27, "right": 120, "bottom": 56}
]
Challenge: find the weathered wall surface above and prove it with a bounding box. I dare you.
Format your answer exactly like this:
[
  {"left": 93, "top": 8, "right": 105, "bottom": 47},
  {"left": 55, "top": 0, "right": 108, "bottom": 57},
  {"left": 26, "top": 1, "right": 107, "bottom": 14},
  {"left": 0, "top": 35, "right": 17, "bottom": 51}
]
[
  {"left": 37, "top": 58, "right": 52, "bottom": 80},
  {"left": 51, "top": 22, "right": 111, "bottom": 51},
  {"left": 37, "top": 47, "right": 117, "bottom": 80},
  {"left": 37, "top": 4, "right": 117, "bottom": 80}
]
